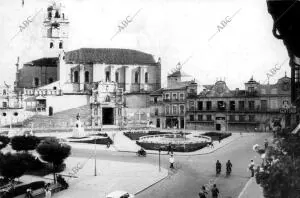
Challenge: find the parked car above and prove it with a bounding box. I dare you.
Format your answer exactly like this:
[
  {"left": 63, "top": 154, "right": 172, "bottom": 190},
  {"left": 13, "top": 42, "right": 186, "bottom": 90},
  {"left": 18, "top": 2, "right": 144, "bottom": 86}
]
[{"left": 106, "top": 190, "right": 134, "bottom": 198}]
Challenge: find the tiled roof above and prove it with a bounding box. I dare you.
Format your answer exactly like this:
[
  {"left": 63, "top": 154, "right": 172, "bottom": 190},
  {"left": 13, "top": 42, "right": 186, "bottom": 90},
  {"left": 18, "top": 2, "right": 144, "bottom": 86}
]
[
  {"left": 65, "top": 48, "right": 158, "bottom": 65},
  {"left": 24, "top": 57, "right": 58, "bottom": 67}
]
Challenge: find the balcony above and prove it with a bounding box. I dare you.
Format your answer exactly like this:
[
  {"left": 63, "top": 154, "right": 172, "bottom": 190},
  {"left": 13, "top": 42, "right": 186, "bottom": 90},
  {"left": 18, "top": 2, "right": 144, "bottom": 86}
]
[
  {"left": 149, "top": 100, "right": 163, "bottom": 105},
  {"left": 186, "top": 107, "right": 280, "bottom": 113},
  {"left": 186, "top": 119, "right": 214, "bottom": 123},
  {"left": 186, "top": 93, "right": 198, "bottom": 99}
]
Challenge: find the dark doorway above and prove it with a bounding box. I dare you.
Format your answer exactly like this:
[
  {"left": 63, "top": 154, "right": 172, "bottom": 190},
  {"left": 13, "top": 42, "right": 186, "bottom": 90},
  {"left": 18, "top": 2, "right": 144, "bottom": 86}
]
[
  {"left": 166, "top": 118, "right": 178, "bottom": 128},
  {"left": 156, "top": 119, "right": 160, "bottom": 128},
  {"left": 49, "top": 106, "right": 53, "bottom": 116},
  {"left": 216, "top": 124, "right": 221, "bottom": 131},
  {"left": 102, "top": 108, "right": 114, "bottom": 125},
  {"left": 180, "top": 118, "right": 184, "bottom": 129},
  {"left": 285, "top": 114, "right": 291, "bottom": 127}
]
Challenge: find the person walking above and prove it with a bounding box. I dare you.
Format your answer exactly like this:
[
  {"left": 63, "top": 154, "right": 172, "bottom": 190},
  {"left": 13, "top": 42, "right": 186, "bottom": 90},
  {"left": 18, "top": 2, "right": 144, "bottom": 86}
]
[
  {"left": 248, "top": 160, "right": 255, "bottom": 177},
  {"left": 25, "top": 188, "right": 33, "bottom": 198},
  {"left": 198, "top": 186, "right": 208, "bottom": 198},
  {"left": 169, "top": 154, "right": 175, "bottom": 169},
  {"left": 167, "top": 143, "right": 173, "bottom": 154},
  {"left": 264, "top": 139, "right": 268, "bottom": 149},
  {"left": 211, "top": 184, "right": 220, "bottom": 198},
  {"left": 45, "top": 187, "right": 52, "bottom": 198}
]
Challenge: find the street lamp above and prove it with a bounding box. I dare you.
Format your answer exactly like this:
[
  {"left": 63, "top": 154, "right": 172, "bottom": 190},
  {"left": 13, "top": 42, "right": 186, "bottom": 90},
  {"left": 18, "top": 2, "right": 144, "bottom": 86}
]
[
  {"left": 158, "top": 147, "right": 161, "bottom": 172},
  {"left": 94, "top": 136, "right": 97, "bottom": 176}
]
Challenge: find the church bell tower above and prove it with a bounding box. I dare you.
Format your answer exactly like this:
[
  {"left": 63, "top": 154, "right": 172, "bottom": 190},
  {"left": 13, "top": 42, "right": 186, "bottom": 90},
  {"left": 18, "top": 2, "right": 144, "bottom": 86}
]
[{"left": 43, "top": 2, "right": 69, "bottom": 57}]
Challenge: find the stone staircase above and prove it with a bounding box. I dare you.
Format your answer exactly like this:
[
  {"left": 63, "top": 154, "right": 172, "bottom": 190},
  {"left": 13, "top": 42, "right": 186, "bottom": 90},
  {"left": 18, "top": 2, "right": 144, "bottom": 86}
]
[{"left": 22, "top": 105, "right": 92, "bottom": 128}]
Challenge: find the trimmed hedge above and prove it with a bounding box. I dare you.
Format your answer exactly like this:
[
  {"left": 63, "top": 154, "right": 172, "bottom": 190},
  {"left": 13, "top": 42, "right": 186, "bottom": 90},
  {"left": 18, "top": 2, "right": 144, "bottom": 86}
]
[
  {"left": 69, "top": 137, "right": 113, "bottom": 145},
  {"left": 202, "top": 132, "right": 232, "bottom": 141},
  {"left": 124, "top": 131, "right": 172, "bottom": 140},
  {"left": 136, "top": 141, "right": 209, "bottom": 152},
  {"left": 11, "top": 135, "right": 40, "bottom": 151},
  {"left": 2, "top": 181, "right": 45, "bottom": 198}
]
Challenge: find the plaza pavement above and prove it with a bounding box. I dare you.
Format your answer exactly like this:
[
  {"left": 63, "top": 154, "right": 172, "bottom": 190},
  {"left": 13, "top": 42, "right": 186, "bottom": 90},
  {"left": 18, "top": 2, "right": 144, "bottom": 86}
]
[
  {"left": 51, "top": 157, "right": 168, "bottom": 198},
  {"left": 8, "top": 130, "right": 266, "bottom": 198},
  {"left": 32, "top": 130, "right": 246, "bottom": 156}
]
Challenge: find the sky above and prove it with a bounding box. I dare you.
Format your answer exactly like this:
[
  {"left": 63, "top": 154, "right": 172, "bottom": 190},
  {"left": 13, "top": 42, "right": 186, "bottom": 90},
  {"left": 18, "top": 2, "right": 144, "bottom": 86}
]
[{"left": 0, "top": 0, "right": 289, "bottom": 89}]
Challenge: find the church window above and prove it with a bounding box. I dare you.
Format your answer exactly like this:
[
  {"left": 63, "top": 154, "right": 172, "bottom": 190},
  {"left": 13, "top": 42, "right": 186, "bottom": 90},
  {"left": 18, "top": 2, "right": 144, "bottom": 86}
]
[
  {"left": 145, "top": 72, "right": 148, "bottom": 83},
  {"left": 34, "top": 78, "right": 39, "bottom": 87},
  {"left": 55, "top": 11, "right": 60, "bottom": 18},
  {"left": 105, "top": 95, "right": 111, "bottom": 102},
  {"left": 48, "top": 11, "right": 52, "bottom": 19},
  {"left": 85, "top": 71, "right": 89, "bottom": 83},
  {"left": 2, "top": 102, "right": 7, "bottom": 108},
  {"left": 135, "top": 72, "right": 139, "bottom": 83},
  {"left": 3, "top": 89, "right": 6, "bottom": 95},
  {"left": 115, "top": 72, "right": 119, "bottom": 83},
  {"left": 59, "top": 41, "right": 63, "bottom": 49},
  {"left": 48, "top": 78, "right": 53, "bottom": 84},
  {"left": 105, "top": 71, "right": 110, "bottom": 82},
  {"left": 50, "top": 42, "right": 54, "bottom": 49},
  {"left": 74, "top": 71, "right": 79, "bottom": 83}
]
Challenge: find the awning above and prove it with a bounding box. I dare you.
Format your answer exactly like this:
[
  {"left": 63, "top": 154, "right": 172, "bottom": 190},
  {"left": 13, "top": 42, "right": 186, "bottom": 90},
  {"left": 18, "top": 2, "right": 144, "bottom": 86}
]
[{"left": 291, "top": 123, "right": 300, "bottom": 134}]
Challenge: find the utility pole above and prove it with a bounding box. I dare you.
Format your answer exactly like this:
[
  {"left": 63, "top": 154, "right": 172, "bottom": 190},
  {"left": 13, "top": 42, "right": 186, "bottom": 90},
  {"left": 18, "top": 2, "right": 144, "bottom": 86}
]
[
  {"left": 158, "top": 148, "right": 161, "bottom": 172},
  {"left": 94, "top": 136, "right": 97, "bottom": 176}
]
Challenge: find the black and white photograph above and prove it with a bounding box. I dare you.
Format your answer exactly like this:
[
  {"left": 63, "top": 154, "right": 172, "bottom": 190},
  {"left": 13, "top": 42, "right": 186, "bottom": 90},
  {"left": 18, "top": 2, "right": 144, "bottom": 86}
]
[{"left": 0, "top": 0, "right": 299, "bottom": 197}]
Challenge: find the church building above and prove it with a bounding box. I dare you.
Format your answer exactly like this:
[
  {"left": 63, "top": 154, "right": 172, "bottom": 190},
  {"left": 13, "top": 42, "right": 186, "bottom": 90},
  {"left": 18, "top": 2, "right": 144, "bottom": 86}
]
[{"left": 14, "top": 2, "right": 161, "bottom": 127}]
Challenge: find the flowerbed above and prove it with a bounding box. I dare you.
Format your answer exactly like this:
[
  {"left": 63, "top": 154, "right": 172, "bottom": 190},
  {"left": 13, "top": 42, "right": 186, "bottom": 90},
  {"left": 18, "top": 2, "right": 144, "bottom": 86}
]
[
  {"left": 136, "top": 141, "right": 210, "bottom": 152},
  {"left": 124, "top": 131, "right": 190, "bottom": 140}
]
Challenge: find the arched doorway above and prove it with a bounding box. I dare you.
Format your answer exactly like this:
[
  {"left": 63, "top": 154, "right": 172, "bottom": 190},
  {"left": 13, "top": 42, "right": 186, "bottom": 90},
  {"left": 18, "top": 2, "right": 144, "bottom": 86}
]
[{"left": 49, "top": 106, "right": 53, "bottom": 116}]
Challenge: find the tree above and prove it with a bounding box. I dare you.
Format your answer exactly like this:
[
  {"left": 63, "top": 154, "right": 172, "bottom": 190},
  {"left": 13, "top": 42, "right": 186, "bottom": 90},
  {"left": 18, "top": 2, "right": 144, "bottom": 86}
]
[
  {"left": 0, "top": 135, "right": 10, "bottom": 150},
  {"left": 0, "top": 153, "right": 27, "bottom": 182},
  {"left": 36, "top": 137, "right": 71, "bottom": 183},
  {"left": 11, "top": 135, "right": 40, "bottom": 152},
  {"left": 257, "top": 133, "right": 300, "bottom": 198}
]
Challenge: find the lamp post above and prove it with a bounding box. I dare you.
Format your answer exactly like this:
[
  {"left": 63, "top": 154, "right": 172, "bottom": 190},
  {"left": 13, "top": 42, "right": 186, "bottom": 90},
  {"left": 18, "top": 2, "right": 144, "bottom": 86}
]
[
  {"left": 94, "top": 136, "right": 97, "bottom": 176},
  {"left": 158, "top": 147, "right": 161, "bottom": 172}
]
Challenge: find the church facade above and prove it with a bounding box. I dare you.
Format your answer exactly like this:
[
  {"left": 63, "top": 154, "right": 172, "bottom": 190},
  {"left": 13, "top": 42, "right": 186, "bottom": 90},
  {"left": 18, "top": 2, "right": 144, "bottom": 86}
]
[{"left": 14, "top": 2, "right": 161, "bottom": 127}]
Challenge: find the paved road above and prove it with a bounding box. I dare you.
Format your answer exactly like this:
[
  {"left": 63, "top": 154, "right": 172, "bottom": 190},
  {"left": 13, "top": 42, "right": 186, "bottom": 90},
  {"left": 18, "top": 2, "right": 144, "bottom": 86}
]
[{"left": 71, "top": 133, "right": 271, "bottom": 198}]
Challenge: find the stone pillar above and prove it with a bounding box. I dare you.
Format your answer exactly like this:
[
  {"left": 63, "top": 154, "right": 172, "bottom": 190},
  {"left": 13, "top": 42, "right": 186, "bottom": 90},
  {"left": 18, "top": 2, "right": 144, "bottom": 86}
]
[
  {"left": 125, "top": 67, "right": 132, "bottom": 92},
  {"left": 79, "top": 65, "right": 84, "bottom": 91}
]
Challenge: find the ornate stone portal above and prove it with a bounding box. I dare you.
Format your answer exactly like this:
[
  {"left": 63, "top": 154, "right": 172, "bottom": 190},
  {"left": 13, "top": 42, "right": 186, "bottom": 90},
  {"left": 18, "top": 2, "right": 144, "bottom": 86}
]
[{"left": 72, "top": 113, "right": 86, "bottom": 138}]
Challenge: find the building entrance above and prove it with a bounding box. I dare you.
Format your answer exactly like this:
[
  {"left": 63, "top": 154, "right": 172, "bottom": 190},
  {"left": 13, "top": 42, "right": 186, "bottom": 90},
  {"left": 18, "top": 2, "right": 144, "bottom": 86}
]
[
  {"left": 156, "top": 119, "right": 160, "bottom": 128},
  {"left": 166, "top": 118, "right": 178, "bottom": 128},
  {"left": 102, "top": 108, "right": 114, "bottom": 125},
  {"left": 180, "top": 118, "right": 184, "bottom": 129},
  {"left": 216, "top": 123, "right": 221, "bottom": 131}
]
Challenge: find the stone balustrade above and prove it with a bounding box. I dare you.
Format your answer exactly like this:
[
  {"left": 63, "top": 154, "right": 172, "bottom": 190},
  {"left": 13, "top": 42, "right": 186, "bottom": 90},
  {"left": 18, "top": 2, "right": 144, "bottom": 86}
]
[{"left": 23, "top": 88, "right": 62, "bottom": 96}]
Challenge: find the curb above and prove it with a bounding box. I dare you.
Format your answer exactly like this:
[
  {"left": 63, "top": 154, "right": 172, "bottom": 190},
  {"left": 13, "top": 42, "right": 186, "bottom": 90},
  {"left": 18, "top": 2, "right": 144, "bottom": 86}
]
[
  {"left": 237, "top": 177, "right": 253, "bottom": 198},
  {"left": 117, "top": 135, "right": 241, "bottom": 156},
  {"left": 134, "top": 172, "right": 169, "bottom": 196}
]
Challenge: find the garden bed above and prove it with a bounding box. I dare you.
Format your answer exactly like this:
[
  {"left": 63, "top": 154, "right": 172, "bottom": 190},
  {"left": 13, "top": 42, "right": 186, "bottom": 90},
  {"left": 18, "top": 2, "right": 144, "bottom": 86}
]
[
  {"left": 124, "top": 131, "right": 190, "bottom": 140},
  {"left": 202, "top": 132, "right": 232, "bottom": 141},
  {"left": 136, "top": 141, "right": 209, "bottom": 152}
]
